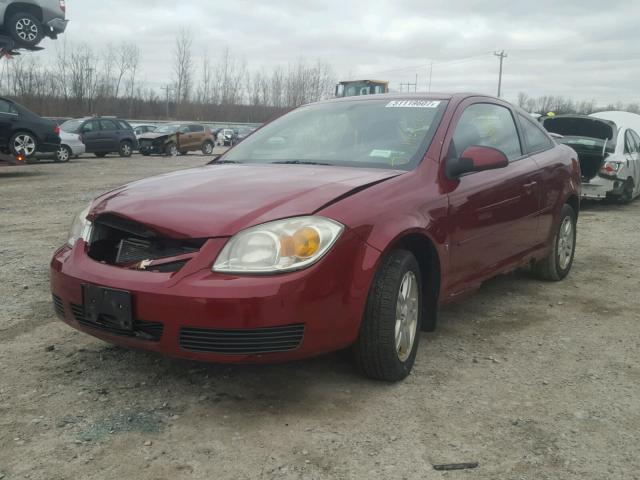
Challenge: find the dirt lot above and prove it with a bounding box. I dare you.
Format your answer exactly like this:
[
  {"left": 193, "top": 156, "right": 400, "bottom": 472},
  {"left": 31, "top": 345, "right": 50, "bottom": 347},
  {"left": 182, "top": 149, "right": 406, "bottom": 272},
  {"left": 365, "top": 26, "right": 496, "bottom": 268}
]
[{"left": 1, "top": 153, "right": 639, "bottom": 480}]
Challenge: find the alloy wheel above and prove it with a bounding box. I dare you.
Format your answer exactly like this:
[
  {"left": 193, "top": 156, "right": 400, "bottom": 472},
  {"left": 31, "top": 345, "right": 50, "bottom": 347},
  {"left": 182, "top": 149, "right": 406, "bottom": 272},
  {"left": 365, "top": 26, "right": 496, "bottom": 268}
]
[
  {"left": 56, "top": 146, "right": 70, "bottom": 162},
  {"left": 557, "top": 216, "right": 574, "bottom": 270},
  {"left": 13, "top": 134, "right": 36, "bottom": 156},
  {"left": 16, "top": 18, "right": 38, "bottom": 42},
  {"left": 395, "top": 271, "right": 419, "bottom": 362}
]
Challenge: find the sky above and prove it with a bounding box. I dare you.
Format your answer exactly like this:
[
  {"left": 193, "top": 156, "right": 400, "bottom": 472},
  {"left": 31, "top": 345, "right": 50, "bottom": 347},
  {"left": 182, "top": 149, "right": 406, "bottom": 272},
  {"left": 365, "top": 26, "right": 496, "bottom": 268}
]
[{"left": 34, "top": 0, "right": 640, "bottom": 104}]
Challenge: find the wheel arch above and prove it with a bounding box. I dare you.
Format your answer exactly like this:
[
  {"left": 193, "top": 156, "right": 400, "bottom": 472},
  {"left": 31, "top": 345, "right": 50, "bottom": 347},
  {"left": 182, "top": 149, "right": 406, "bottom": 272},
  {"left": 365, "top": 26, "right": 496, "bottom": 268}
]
[
  {"left": 5, "top": 3, "right": 43, "bottom": 23},
  {"left": 380, "top": 230, "right": 442, "bottom": 332},
  {"left": 565, "top": 193, "right": 580, "bottom": 219}
]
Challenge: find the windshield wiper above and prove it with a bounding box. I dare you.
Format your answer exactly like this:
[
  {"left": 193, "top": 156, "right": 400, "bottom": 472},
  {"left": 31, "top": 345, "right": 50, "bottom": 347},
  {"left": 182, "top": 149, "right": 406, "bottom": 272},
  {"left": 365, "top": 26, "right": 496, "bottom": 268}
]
[{"left": 271, "top": 160, "right": 331, "bottom": 165}]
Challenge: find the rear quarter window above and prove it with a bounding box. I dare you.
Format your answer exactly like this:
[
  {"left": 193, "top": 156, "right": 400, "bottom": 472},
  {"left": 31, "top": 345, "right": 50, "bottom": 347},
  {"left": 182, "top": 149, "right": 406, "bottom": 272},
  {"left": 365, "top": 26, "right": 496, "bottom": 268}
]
[{"left": 518, "top": 114, "right": 554, "bottom": 153}]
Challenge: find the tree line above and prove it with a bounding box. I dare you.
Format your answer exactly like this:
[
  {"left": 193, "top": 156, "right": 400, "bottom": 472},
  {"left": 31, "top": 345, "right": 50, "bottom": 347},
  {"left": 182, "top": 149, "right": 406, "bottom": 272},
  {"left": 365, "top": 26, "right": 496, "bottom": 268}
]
[
  {"left": 0, "top": 30, "right": 335, "bottom": 123},
  {"left": 517, "top": 92, "right": 640, "bottom": 116}
]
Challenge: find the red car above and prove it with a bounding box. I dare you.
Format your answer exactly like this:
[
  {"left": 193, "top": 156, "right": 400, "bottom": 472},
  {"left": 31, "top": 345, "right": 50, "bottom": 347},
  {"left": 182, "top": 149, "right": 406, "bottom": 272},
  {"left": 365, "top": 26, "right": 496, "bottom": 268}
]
[{"left": 51, "top": 93, "right": 580, "bottom": 381}]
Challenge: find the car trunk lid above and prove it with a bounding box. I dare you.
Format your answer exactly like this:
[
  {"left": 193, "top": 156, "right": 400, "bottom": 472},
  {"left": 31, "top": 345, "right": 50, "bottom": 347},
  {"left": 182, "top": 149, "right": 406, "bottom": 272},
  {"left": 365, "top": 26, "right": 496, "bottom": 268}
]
[{"left": 541, "top": 116, "right": 617, "bottom": 181}]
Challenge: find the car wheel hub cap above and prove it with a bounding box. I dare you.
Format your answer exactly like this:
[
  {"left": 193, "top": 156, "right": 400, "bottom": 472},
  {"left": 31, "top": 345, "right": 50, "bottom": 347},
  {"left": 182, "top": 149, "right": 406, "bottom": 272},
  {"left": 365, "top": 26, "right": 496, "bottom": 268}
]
[
  {"left": 16, "top": 19, "right": 37, "bottom": 41},
  {"left": 395, "top": 271, "right": 419, "bottom": 362},
  {"left": 58, "top": 148, "right": 69, "bottom": 160},
  {"left": 557, "top": 217, "right": 574, "bottom": 270},
  {"left": 14, "top": 135, "right": 35, "bottom": 155},
  {"left": 123, "top": 145, "right": 131, "bottom": 155}
]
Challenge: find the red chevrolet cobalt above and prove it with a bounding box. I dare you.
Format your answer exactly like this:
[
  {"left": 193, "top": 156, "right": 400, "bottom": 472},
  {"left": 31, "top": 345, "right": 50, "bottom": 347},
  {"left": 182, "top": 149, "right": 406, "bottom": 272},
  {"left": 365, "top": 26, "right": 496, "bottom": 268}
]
[{"left": 51, "top": 94, "right": 580, "bottom": 381}]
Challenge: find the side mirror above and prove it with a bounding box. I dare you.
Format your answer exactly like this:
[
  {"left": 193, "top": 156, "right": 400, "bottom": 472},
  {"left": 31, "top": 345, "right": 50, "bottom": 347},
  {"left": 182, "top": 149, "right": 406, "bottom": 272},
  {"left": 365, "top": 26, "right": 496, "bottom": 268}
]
[{"left": 446, "top": 145, "right": 509, "bottom": 178}]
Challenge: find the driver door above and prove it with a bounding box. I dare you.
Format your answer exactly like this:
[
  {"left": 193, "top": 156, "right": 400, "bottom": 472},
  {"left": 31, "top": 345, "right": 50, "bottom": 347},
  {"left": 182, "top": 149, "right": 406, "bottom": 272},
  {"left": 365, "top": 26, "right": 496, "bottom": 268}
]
[{"left": 444, "top": 100, "right": 542, "bottom": 292}]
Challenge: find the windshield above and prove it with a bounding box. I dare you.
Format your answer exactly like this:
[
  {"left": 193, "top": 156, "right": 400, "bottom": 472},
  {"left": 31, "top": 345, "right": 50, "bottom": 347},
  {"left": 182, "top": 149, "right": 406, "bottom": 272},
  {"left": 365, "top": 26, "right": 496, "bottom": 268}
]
[
  {"left": 222, "top": 99, "right": 448, "bottom": 170},
  {"left": 154, "top": 124, "right": 179, "bottom": 134},
  {"left": 61, "top": 119, "right": 83, "bottom": 133}
]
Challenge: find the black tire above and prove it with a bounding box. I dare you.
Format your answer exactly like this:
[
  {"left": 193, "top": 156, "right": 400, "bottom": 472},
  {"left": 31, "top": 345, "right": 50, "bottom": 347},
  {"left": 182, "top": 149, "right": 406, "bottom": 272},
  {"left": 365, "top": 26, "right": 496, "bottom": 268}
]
[
  {"left": 119, "top": 141, "right": 133, "bottom": 158},
  {"left": 202, "top": 141, "right": 214, "bottom": 155},
  {"left": 532, "top": 204, "right": 577, "bottom": 281},
  {"left": 55, "top": 145, "right": 72, "bottom": 163},
  {"left": 618, "top": 178, "right": 634, "bottom": 204},
  {"left": 94, "top": 152, "right": 108, "bottom": 158},
  {"left": 354, "top": 249, "right": 422, "bottom": 382},
  {"left": 165, "top": 142, "right": 178, "bottom": 156},
  {"left": 8, "top": 13, "right": 44, "bottom": 47},
  {"left": 9, "top": 131, "right": 38, "bottom": 158}
]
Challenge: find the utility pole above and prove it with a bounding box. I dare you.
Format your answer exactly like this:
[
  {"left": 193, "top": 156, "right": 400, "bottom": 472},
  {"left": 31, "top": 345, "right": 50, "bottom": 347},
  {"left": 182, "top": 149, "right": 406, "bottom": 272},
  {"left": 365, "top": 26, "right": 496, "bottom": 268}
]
[
  {"left": 161, "top": 85, "right": 173, "bottom": 119},
  {"left": 400, "top": 79, "right": 418, "bottom": 93},
  {"left": 428, "top": 61, "right": 433, "bottom": 93},
  {"left": 494, "top": 50, "right": 507, "bottom": 98},
  {"left": 85, "top": 67, "right": 94, "bottom": 115}
]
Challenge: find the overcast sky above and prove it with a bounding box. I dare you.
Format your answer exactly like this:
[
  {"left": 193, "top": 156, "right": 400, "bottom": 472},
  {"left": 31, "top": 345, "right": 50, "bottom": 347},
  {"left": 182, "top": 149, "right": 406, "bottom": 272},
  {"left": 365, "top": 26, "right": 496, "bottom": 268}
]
[{"left": 36, "top": 0, "right": 640, "bottom": 104}]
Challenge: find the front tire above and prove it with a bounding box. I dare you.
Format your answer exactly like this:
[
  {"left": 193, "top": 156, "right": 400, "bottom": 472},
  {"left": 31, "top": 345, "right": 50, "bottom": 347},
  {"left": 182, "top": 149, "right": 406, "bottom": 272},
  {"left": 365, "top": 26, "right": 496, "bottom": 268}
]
[
  {"left": 354, "top": 250, "right": 421, "bottom": 382},
  {"left": 10, "top": 131, "right": 38, "bottom": 158},
  {"left": 8, "top": 13, "right": 44, "bottom": 47},
  {"left": 532, "top": 204, "right": 577, "bottom": 281},
  {"left": 119, "top": 141, "right": 133, "bottom": 158},
  {"left": 165, "top": 142, "right": 178, "bottom": 156},
  {"left": 55, "top": 145, "right": 72, "bottom": 163}
]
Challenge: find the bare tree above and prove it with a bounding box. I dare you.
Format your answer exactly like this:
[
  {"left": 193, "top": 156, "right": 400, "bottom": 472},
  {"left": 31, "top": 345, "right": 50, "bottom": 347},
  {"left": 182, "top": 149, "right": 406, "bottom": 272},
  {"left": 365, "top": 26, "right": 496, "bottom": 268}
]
[{"left": 173, "top": 29, "right": 193, "bottom": 108}]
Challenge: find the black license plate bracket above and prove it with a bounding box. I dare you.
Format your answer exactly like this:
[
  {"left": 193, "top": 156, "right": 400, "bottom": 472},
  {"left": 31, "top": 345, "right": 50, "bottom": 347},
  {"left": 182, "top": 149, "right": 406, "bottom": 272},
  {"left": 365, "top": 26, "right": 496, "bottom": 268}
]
[{"left": 82, "top": 284, "right": 133, "bottom": 331}]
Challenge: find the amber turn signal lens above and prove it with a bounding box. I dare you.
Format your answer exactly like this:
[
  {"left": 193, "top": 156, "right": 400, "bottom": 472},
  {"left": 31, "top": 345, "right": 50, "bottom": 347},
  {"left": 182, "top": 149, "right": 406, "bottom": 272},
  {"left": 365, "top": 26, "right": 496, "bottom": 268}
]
[{"left": 293, "top": 227, "right": 320, "bottom": 258}]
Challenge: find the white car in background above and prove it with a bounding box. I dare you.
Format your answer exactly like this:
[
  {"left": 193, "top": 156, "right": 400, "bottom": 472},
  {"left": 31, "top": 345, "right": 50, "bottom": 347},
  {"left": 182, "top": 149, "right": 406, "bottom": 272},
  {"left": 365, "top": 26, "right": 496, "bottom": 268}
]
[
  {"left": 541, "top": 112, "right": 640, "bottom": 203},
  {"left": 35, "top": 128, "right": 84, "bottom": 163}
]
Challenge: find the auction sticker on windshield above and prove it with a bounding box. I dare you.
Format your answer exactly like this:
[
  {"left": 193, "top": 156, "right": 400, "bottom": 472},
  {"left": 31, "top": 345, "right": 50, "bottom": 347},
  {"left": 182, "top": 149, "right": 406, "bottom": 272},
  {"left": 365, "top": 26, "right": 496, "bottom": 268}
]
[{"left": 386, "top": 100, "right": 441, "bottom": 108}]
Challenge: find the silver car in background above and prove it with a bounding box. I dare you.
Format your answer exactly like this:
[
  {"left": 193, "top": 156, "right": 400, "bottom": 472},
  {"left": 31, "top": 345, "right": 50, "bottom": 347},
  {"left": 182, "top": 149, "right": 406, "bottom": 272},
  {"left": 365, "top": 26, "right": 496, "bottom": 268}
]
[
  {"left": 0, "top": 0, "right": 68, "bottom": 47},
  {"left": 36, "top": 129, "right": 84, "bottom": 162}
]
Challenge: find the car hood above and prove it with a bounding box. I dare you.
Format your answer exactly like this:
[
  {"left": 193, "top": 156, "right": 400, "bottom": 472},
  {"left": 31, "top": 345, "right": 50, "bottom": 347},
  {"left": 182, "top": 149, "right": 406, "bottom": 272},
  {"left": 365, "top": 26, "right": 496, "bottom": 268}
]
[
  {"left": 138, "top": 132, "right": 173, "bottom": 140},
  {"left": 90, "top": 164, "right": 404, "bottom": 238}
]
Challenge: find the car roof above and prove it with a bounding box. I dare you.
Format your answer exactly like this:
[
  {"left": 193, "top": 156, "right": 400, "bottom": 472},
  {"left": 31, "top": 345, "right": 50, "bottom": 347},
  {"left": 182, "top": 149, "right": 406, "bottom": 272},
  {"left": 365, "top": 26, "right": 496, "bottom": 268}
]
[{"left": 311, "top": 92, "right": 491, "bottom": 106}]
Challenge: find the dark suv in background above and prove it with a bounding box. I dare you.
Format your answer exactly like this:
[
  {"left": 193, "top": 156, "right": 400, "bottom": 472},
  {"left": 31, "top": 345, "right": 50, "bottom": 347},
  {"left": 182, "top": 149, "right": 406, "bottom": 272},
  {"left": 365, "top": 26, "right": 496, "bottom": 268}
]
[
  {"left": 61, "top": 117, "right": 137, "bottom": 157},
  {"left": 0, "top": 96, "right": 60, "bottom": 159}
]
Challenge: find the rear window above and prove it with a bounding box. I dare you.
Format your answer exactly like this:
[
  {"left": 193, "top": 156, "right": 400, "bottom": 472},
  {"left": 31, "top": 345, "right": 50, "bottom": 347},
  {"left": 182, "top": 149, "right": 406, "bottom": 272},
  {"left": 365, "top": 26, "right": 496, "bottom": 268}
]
[{"left": 61, "top": 119, "right": 83, "bottom": 133}]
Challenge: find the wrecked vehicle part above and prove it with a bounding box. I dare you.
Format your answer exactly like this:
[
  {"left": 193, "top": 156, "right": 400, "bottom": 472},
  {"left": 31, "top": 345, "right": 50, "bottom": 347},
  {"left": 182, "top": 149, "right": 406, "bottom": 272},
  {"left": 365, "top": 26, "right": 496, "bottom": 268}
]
[
  {"left": 88, "top": 213, "right": 206, "bottom": 272},
  {"left": 541, "top": 115, "right": 616, "bottom": 181}
]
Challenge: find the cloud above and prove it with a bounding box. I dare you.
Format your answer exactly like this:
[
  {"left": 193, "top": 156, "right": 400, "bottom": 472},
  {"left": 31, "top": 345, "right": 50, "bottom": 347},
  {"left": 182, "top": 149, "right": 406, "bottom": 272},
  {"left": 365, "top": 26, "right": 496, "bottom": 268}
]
[{"left": 34, "top": 0, "right": 640, "bottom": 104}]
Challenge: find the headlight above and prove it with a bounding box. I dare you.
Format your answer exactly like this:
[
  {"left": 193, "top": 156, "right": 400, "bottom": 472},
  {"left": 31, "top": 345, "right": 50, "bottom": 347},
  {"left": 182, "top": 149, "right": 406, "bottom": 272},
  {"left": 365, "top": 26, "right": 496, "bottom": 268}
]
[
  {"left": 213, "top": 216, "right": 344, "bottom": 274},
  {"left": 67, "top": 204, "right": 92, "bottom": 247}
]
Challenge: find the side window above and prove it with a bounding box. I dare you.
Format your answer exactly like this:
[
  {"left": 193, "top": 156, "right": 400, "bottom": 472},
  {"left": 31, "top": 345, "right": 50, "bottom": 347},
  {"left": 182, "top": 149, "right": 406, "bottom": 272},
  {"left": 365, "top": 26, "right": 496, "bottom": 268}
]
[
  {"left": 178, "top": 125, "right": 189, "bottom": 134},
  {"left": 518, "top": 114, "right": 554, "bottom": 153},
  {"left": 631, "top": 130, "right": 640, "bottom": 153},
  {"left": 625, "top": 130, "right": 638, "bottom": 154},
  {"left": 451, "top": 103, "right": 522, "bottom": 161},
  {"left": 83, "top": 121, "right": 97, "bottom": 132},
  {"left": 117, "top": 120, "right": 130, "bottom": 130},
  {"left": 0, "top": 99, "right": 14, "bottom": 114},
  {"left": 99, "top": 120, "right": 118, "bottom": 131},
  {"left": 188, "top": 124, "right": 204, "bottom": 133}
]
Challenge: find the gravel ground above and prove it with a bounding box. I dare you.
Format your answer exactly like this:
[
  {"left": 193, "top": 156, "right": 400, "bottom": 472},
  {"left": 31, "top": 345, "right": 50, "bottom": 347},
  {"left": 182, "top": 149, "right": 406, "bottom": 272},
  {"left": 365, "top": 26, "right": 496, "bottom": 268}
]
[{"left": 1, "top": 153, "right": 639, "bottom": 480}]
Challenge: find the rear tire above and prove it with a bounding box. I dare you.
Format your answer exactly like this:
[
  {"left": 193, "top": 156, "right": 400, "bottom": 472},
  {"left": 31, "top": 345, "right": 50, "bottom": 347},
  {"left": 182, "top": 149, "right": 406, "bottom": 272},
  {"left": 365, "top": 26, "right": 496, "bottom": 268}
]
[
  {"left": 202, "top": 140, "right": 214, "bottom": 155},
  {"left": 354, "top": 250, "right": 421, "bottom": 382},
  {"left": 532, "top": 204, "right": 577, "bottom": 281},
  {"left": 10, "top": 131, "right": 38, "bottom": 158},
  {"left": 618, "top": 178, "right": 634, "bottom": 204},
  {"left": 8, "top": 13, "right": 44, "bottom": 47},
  {"left": 55, "top": 145, "right": 72, "bottom": 163}
]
